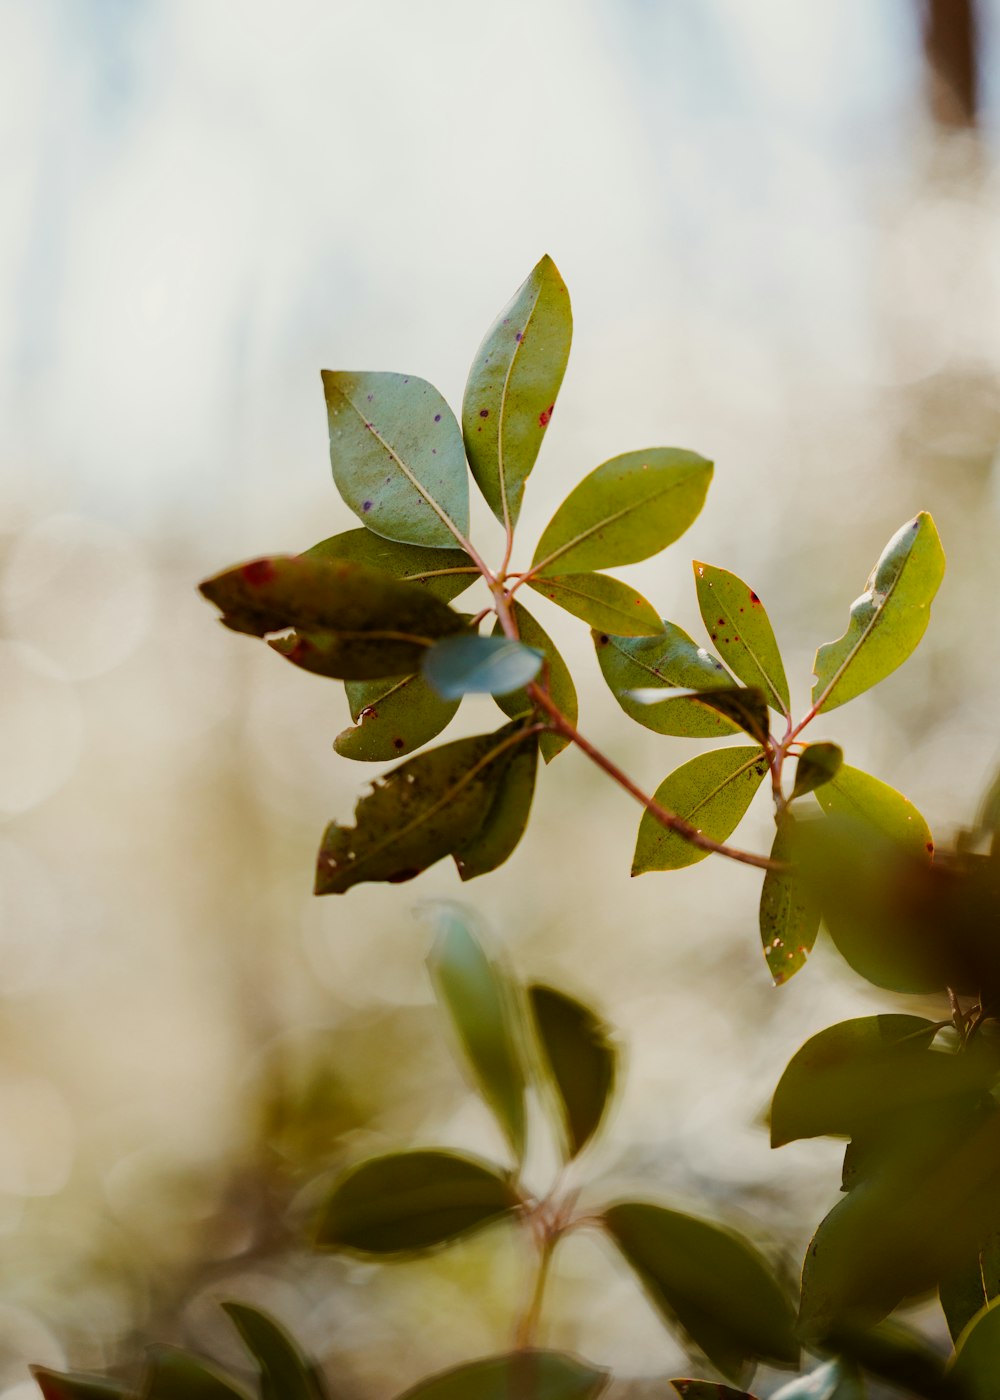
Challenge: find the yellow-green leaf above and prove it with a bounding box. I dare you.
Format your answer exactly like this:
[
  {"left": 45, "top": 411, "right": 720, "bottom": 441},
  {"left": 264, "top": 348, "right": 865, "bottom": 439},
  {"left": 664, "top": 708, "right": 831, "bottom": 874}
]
[
  {"left": 527, "top": 573, "right": 664, "bottom": 636},
  {"left": 790, "top": 743, "right": 843, "bottom": 800},
  {"left": 335, "top": 674, "right": 460, "bottom": 762},
  {"left": 693, "top": 563, "right": 790, "bottom": 714},
  {"left": 593, "top": 625, "right": 740, "bottom": 739},
  {"left": 759, "top": 816, "right": 821, "bottom": 985},
  {"left": 815, "top": 765, "right": 933, "bottom": 857},
  {"left": 633, "top": 746, "right": 769, "bottom": 873}
]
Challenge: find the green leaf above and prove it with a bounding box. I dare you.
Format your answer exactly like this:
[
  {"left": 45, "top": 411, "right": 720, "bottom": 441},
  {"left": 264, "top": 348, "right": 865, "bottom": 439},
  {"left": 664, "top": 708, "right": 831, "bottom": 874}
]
[
  {"left": 950, "top": 1297, "right": 1000, "bottom": 1399},
  {"left": 313, "top": 1149, "right": 518, "bottom": 1255},
  {"left": 603, "top": 1201, "right": 799, "bottom": 1382},
  {"left": 526, "top": 573, "right": 664, "bottom": 636},
  {"left": 593, "top": 626, "right": 741, "bottom": 739},
  {"left": 769, "top": 1015, "right": 944, "bottom": 1147},
  {"left": 815, "top": 765, "right": 933, "bottom": 857},
  {"left": 693, "top": 564, "right": 790, "bottom": 714},
  {"left": 634, "top": 686, "right": 769, "bottom": 746},
  {"left": 315, "top": 723, "right": 535, "bottom": 893},
  {"left": 769, "top": 1362, "right": 863, "bottom": 1400},
  {"left": 30, "top": 1370, "right": 131, "bottom": 1400},
  {"left": 426, "top": 905, "right": 528, "bottom": 1157},
  {"left": 671, "top": 1383, "right": 757, "bottom": 1400},
  {"left": 941, "top": 1234, "right": 1000, "bottom": 1344},
  {"left": 632, "top": 746, "right": 769, "bottom": 874},
  {"left": 826, "top": 1323, "right": 951, "bottom": 1400},
  {"left": 529, "top": 985, "right": 617, "bottom": 1160},
  {"left": 463, "top": 255, "right": 572, "bottom": 528},
  {"left": 322, "top": 371, "right": 470, "bottom": 548},
  {"left": 811, "top": 513, "right": 946, "bottom": 713},
  {"left": 335, "top": 674, "right": 460, "bottom": 761},
  {"left": 759, "top": 815, "right": 821, "bottom": 985},
  {"left": 453, "top": 735, "right": 539, "bottom": 881},
  {"left": 222, "top": 1302, "right": 323, "bottom": 1400},
  {"left": 303, "top": 529, "right": 478, "bottom": 603},
  {"left": 494, "top": 602, "right": 577, "bottom": 762},
  {"left": 531, "top": 448, "right": 712, "bottom": 575},
  {"left": 395, "top": 1351, "right": 608, "bottom": 1400},
  {"left": 422, "top": 634, "right": 543, "bottom": 699},
  {"left": 142, "top": 1347, "right": 250, "bottom": 1400},
  {"left": 791, "top": 744, "right": 843, "bottom": 801}
]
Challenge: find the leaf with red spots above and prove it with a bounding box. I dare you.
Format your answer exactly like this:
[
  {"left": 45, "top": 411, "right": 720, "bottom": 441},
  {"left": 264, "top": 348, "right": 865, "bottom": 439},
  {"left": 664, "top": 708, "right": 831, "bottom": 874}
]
[
  {"left": 526, "top": 572, "right": 663, "bottom": 637},
  {"left": 493, "top": 601, "right": 577, "bottom": 761},
  {"left": 693, "top": 563, "right": 790, "bottom": 715},
  {"left": 759, "top": 815, "right": 821, "bottom": 985},
  {"left": 323, "top": 371, "right": 470, "bottom": 548},
  {"left": 531, "top": 448, "right": 712, "bottom": 575},
  {"left": 463, "top": 255, "right": 572, "bottom": 529},
  {"left": 303, "top": 529, "right": 478, "bottom": 603},
  {"left": 632, "top": 746, "right": 769, "bottom": 874},
  {"left": 335, "top": 673, "right": 460, "bottom": 762}
]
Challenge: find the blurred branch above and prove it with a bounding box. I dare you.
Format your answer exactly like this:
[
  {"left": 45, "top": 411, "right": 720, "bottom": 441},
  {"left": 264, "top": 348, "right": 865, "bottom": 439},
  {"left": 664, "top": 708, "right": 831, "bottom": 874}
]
[{"left": 922, "top": 0, "right": 979, "bottom": 129}]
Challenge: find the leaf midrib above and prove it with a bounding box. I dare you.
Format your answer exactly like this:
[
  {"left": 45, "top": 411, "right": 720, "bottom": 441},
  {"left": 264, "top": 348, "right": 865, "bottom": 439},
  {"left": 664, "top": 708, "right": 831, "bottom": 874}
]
[
  {"left": 496, "top": 274, "right": 545, "bottom": 533},
  {"left": 530, "top": 577, "right": 659, "bottom": 630},
  {"left": 704, "top": 576, "right": 788, "bottom": 714},
  {"left": 659, "top": 751, "right": 765, "bottom": 835}
]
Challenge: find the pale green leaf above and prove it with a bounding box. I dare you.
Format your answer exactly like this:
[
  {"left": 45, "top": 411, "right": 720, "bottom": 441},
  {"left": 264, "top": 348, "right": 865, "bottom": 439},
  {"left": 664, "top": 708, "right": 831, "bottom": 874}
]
[
  {"left": 693, "top": 563, "right": 790, "bottom": 714},
  {"left": 322, "top": 371, "right": 469, "bottom": 547},
  {"left": 463, "top": 255, "right": 572, "bottom": 528},
  {"left": 526, "top": 573, "right": 664, "bottom": 636},
  {"left": 335, "top": 674, "right": 460, "bottom": 761},
  {"left": 494, "top": 602, "right": 577, "bottom": 761},
  {"left": 422, "top": 635, "right": 543, "bottom": 699},
  {"left": 815, "top": 764, "right": 933, "bottom": 857},
  {"left": 303, "top": 529, "right": 478, "bottom": 602},
  {"left": 593, "top": 625, "right": 740, "bottom": 739},
  {"left": 632, "top": 746, "right": 769, "bottom": 873},
  {"left": 812, "top": 513, "right": 946, "bottom": 713}
]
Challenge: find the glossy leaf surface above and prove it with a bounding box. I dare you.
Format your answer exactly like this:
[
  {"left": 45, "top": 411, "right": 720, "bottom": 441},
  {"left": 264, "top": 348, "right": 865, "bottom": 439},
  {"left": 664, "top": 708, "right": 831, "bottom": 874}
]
[
  {"left": 941, "top": 1235, "right": 1000, "bottom": 1344},
  {"left": 526, "top": 572, "right": 663, "bottom": 636},
  {"left": 396, "top": 1351, "right": 608, "bottom": 1400},
  {"left": 759, "top": 816, "right": 821, "bottom": 985},
  {"left": 593, "top": 626, "right": 740, "bottom": 739},
  {"left": 791, "top": 744, "right": 843, "bottom": 801},
  {"left": 336, "top": 673, "right": 460, "bottom": 761},
  {"left": 633, "top": 746, "right": 769, "bottom": 873},
  {"left": 604, "top": 1202, "right": 799, "bottom": 1382},
  {"left": 426, "top": 905, "right": 528, "bottom": 1156},
  {"left": 815, "top": 765, "right": 933, "bottom": 857},
  {"left": 222, "top": 1302, "right": 322, "bottom": 1400},
  {"left": 31, "top": 1372, "right": 130, "bottom": 1400},
  {"left": 463, "top": 255, "right": 572, "bottom": 528},
  {"left": 812, "top": 513, "right": 945, "bottom": 713},
  {"left": 143, "top": 1346, "right": 250, "bottom": 1400},
  {"left": 453, "top": 735, "right": 538, "bottom": 881},
  {"left": 323, "top": 371, "right": 469, "bottom": 547},
  {"left": 314, "top": 1150, "right": 517, "bottom": 1255},
  {"left": 315, "top": 724, "right": 534, "bottom": 893},
  {"left": 531, "top": 448, "right": 712, "bottom": 575},
  {"left": 693, "top": 564, "right": 790, "bottom": 713},
  {"left": 494, "top": 602, "right": 577, "bottom": 761},
  {"left": 422, "top": 634, "right": 543, "bottom": 699},
  {"left": 950, "top": 1297, "right": 1000, "bottom": 1399},
  {"left": 529, "top": 984, "right": 616, "bottom": 1160},
  {"left": 303, "top": 529, "right": 477, "bottom": 602}
]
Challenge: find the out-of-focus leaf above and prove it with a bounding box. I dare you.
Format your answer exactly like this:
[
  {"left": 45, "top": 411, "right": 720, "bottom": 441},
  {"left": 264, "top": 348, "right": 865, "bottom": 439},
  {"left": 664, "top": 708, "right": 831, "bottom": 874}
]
[
  {"left": 30, "top": 1370, "right": 131, "bottom": 1400},
  {"left": 463, "top": 255, "right": 572, "bottom": 528},
  {"left": 529, "top": 984, "right": 617, "bottom": 1160},
  {"left": 303, "top": 529, "right": 478, "bottom": 602},
  {"left": 632, "top": 746, "right": 769, "bottom": 873},
  {"left": 603, "top": 1202, "right": 799, "bottom": 1382},
  {"left": 142, "top": 1346, "right": 250, "bottom": 1400},
  {"left": 949, "top": 1297, "right": 1000, "bottom": 1399},
  {"left": 422, "top": 634, "right": 543, "bottom": 699},
  {"left": 314, "top": 1149, "right": 518, "bottom": 1255},
  {"left": 395, "top": 1350, "right": 609, "bottom": 1400},
  {"left": 494, "top": 602, "right": 577, "bottom": 761},
  {"left": 815, "top": 765, "right": 933, "bottom": 857},
  {"left": 531, "top": 448, "right": 712, "bottom": 575},
  {"left": 222, "top": 1302, "right": 323, "bottom": 1400},
  {"left": 526, "top": 573, "right": 664, "bottom": 636},
  {"left": 769, "top": 1360, "right": 863, "bottom": 1400},
  {"left": 671, "top": 1383, "right": 757, "bottom": 1400},
  {"left": 811, "top": 513, "right": 945, "bottom": 713},
  {"left": 823, "top": 1324, "right": 952, "bottom": 1400},
  {"left": 759, "top": 816, "right": 821, "bottom": 985},
  {"left": 322, "top": 371, "right": 469, "bottom": 547},
  {"left": 453, "top": 735, "right": 539, "bottom": 881},
  {"left": 791, "top": 744, "right": 843, "bottom": 801},
  {"left": 426, "top": 905, "right": 528, "bottom": 1157},
  {"left": 593, "top": 625, "right": 740, "bottom": 738},
  {"left": 693, "top": 563, "right": 790, "bottom": 714},
  {"left": 941, "top": 1235, "right": 1000, "bottom": 1345},
  {"left": 315, "top": 723, "right": 536, "bottom": 893},
  {"left": 335, "top": 673, "right": 460, "bottom": 761}
]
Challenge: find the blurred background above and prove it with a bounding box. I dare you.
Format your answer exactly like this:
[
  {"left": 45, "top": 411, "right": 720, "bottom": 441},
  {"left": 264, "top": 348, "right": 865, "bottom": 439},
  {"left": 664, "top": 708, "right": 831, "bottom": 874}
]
[{"left": 2, "top": 0, "right": 1000, "bottom": 1393}]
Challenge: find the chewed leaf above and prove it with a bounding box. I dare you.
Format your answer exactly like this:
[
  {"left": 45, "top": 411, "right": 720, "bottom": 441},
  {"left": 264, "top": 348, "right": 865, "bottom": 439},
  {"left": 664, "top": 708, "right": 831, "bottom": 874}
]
[
  {"left": 396, "top": 1351, "right": 609, "bottom": 1400},
  {"left": 530, "top": 985, "right": 617, "bottom": 1160},
  {"left": 336, "top": 674, "right": 459, "bottom": 762},
  {"left": 693, "top": 563, "right": 790, "bottom": 714},
  {"left": 759, "top": 816, "right": 821, "bottom": 985},
  {"left": 527, "top": 572, "right": 664, "bottom": 636},
  {"left": 812, "top": 513, "right": 945, "bottom": 713},
  {"left": 531, "top": 448, "right": 712, "bottom": 575},
  {"left": 494, "top": 602, "right": 577, "bottom": 761},
  {"left": 422, "top": 634, "right": 543, "bottom": 699},
  {"left": 593, "top": 626, "right": 740, "bottom": 738},
  {"left": 791, "top": 743, "right": 843, "bottom": 800},
  {"left": 633, "top": 746, "right": 769, "bottom": 873},
  {"left": 303, "top": 529, "right": 477, "bottom": 603},
  {"left": 463, "top": 255, "right": 572, "bottom": 528},
  {"left": 815, "top": 764, "right": 933, "bottom": 858},
  {"left": 322, "top": 371, "right": 469, "bottom": 547}
]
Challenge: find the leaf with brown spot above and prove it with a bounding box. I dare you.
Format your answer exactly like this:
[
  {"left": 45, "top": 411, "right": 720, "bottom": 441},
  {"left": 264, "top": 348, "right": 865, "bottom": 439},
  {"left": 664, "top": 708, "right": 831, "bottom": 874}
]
[{"left": 335, "top": 673, "right": 460, "bottom": 762}]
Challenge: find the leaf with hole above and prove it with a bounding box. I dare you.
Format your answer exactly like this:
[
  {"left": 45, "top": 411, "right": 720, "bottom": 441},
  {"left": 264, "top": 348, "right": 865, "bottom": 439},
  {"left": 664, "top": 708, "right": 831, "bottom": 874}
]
[
  {"left": 759, "top": 815, "right": 821, "bottom": 985},
  {"left": 315, "top": 723, "right": 536, "bottom": 893},
  {"left": 603, "top": 1202, "right": 799, "bottom": 1382},
  {"left": 593, "top": 626, "right": 740, "bottom": 739},
  {"left": 335, "top": 673, "right": 460, "bottom": 761},
  {"left": 313, "top": 1149, "right": 518, "bottom": 1255},
  {"left": 529, "top": 984, "right": 616, "bottom": 1161},
  {"left": 531, "top": 448, "right": 712, "bottom": 575},
  {"left": 303, "top": 529, "right": 477, "bottom": 602},
  {"left": 422, "top": 634, "right": 543, "bottom": 699},
  {"left": 463, "top": 255, "right": 572, "bottom": 528},
  {"left": 494, "top": 602, "right": 577, "bottom": 761},
  {"left": 632, "top": 746, "right": 769, "bottom": 874},
  {"left": 693, "top": 563, "right": 789, "bottom": 714},
  {"left": 526, "top": 573, "right": 663, "bottom": 636},
  {"left": 396, "top": 1351, "right": 609, "bottom": 1400},
  {"left": 811, "top": 513, "right": 945, "bottom": 713},
  {"left": 791, "top": 743, "right": 843, "bottom": 800},
  {"left": 223, "top": 1302, "right": 325, "bottom": 1400},
  {"left": 322, "top": 371, "right": 469, "bottom": 547}
]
